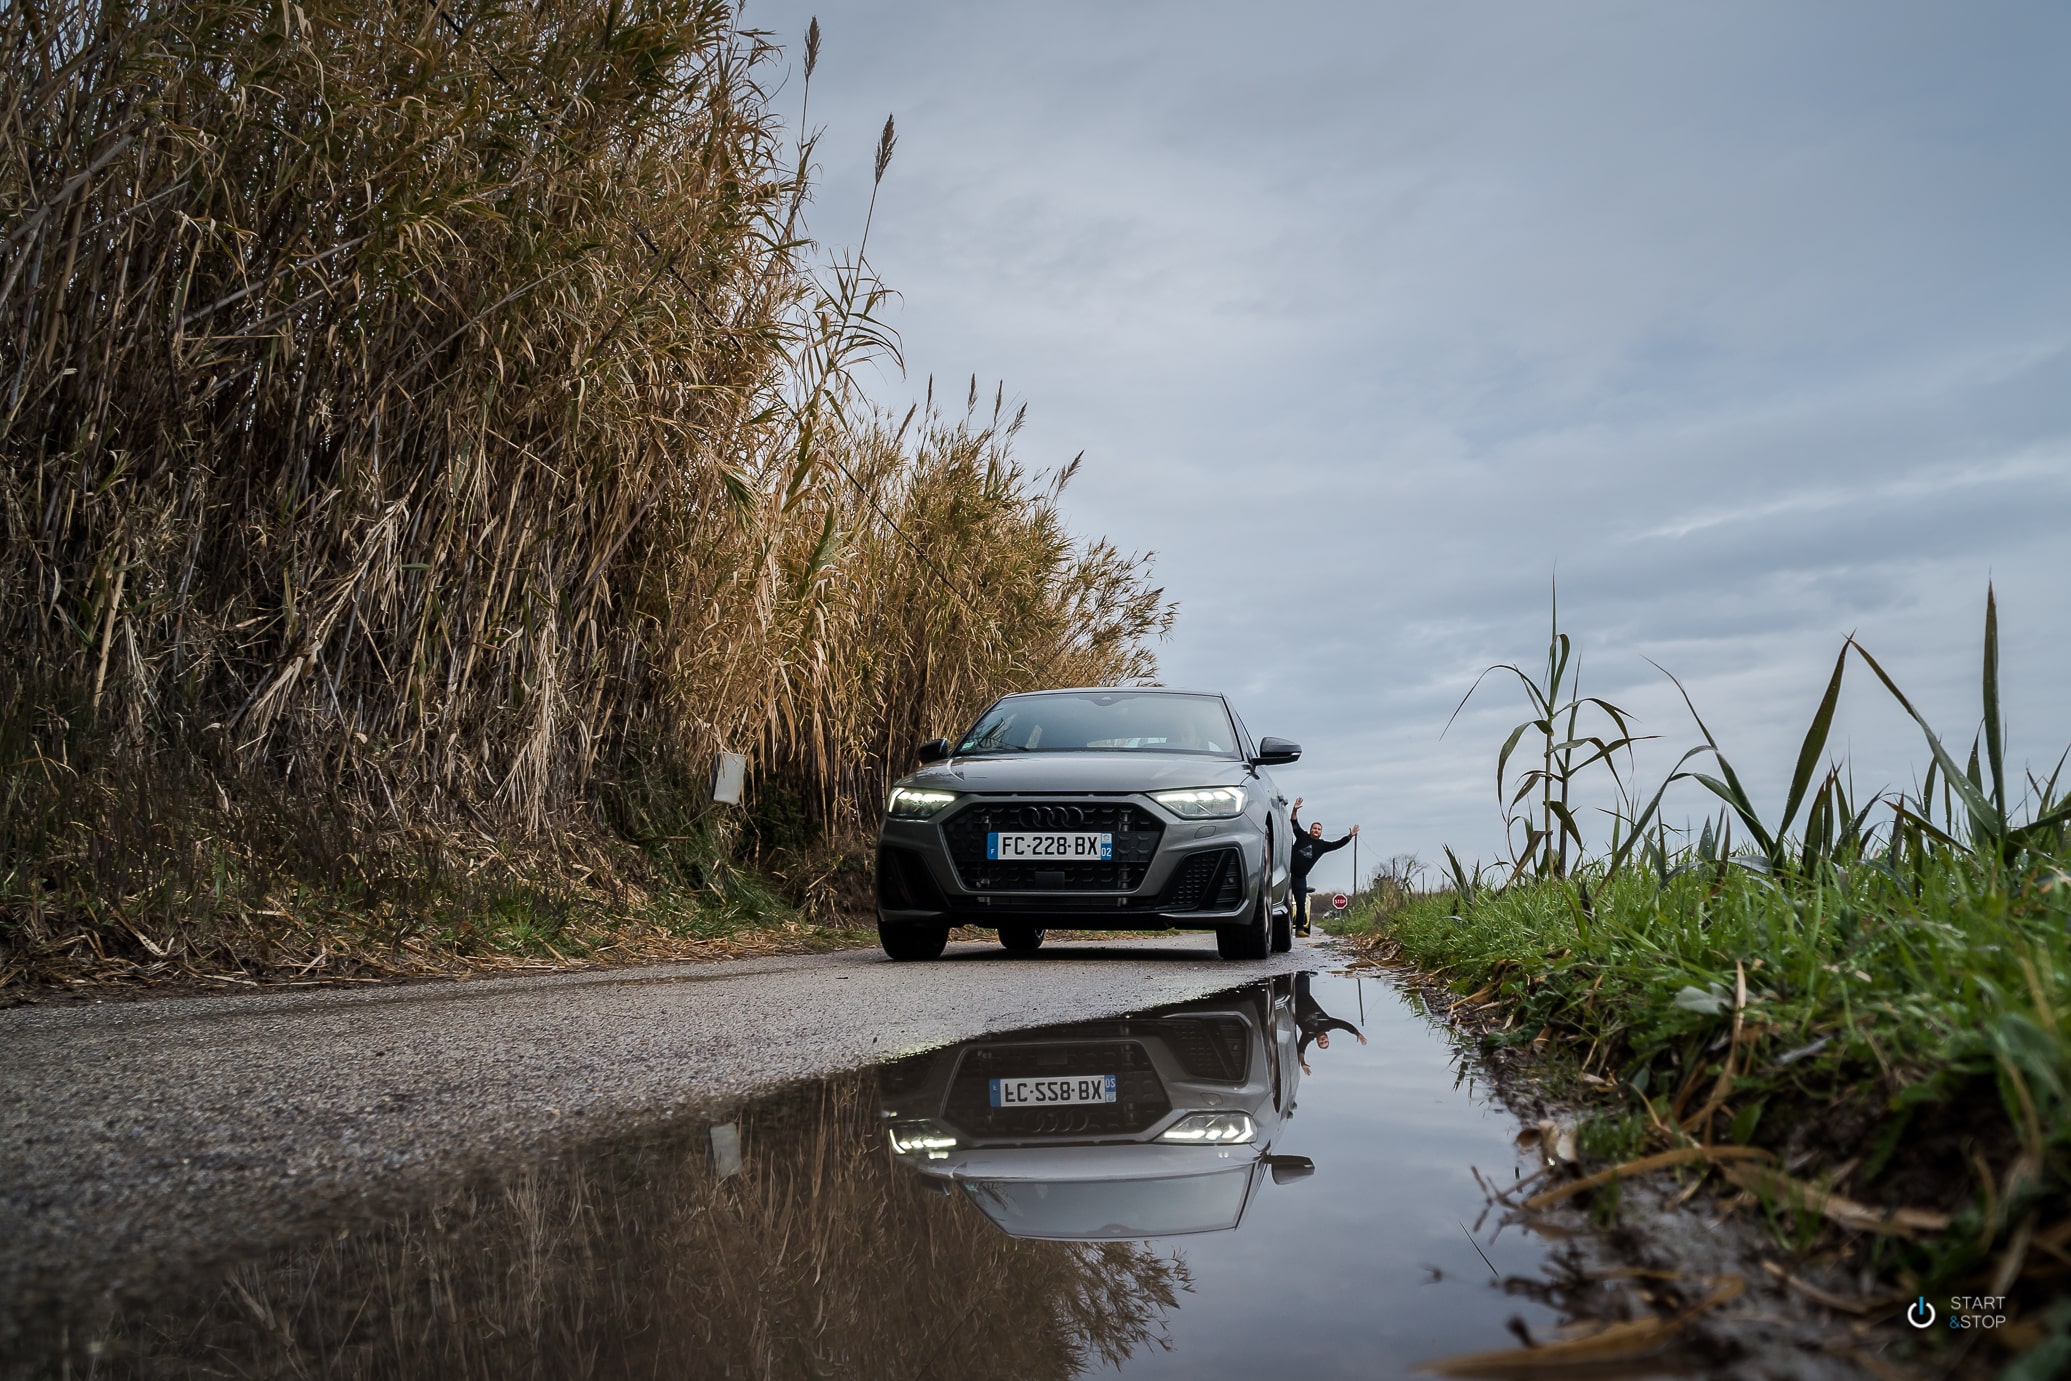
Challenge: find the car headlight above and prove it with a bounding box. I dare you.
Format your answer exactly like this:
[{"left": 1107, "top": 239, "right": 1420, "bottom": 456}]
[
  {"left": 887, "top": 787, "right": 960, "bottom": 820},
  {"left": 887, "top": 1119, "right": 960, "bottom": 1154},
  {"left": 1151, "top": 786, "right": 1247, "bottom": 819},
  {"left": 1157, "top": 1111, "right": 1257, "bottom": 1144}
]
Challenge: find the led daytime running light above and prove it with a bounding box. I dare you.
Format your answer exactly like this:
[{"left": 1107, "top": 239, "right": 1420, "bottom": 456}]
[
  {"left": 1157, "top": 1111, "right": 1257, "bottom": 1144},
  {"left": 1151, "top": 787, "right": 1247, "bottom": 819},
  {"left": 887, "top": 787, "right": 960, "bottom": 820},
  {"left": 887, "top": 1120, "right": 960, "bottom": 1153}
]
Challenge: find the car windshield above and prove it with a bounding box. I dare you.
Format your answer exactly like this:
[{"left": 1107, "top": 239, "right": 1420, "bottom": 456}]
[
  {"left": 962, "top": 1170, "right": 1253, "bottom": 1240},
  {"left": 956, "top": 692, "right": 1239, "bottom": 757}
]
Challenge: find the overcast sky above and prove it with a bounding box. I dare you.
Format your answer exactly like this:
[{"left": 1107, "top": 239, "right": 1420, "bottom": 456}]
[{"left": 750, "top": 0, "right": 2071, "bottom": 892}]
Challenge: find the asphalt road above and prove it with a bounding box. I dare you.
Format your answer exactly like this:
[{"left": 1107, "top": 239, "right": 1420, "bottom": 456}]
[{"left": 1, "top": 934, "right": 1323, "bottom": 1341}]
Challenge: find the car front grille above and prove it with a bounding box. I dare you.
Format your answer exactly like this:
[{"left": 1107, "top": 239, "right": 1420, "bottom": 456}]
[
  {"left": 1158, "top": 1015, "right": 1252, "bottom": 1081},
  {"left": 941, "top": 800, "right": 1164, "bottom": 892},
  {"left": 1164, "top": 848, "right": 1243, "bottom": 910},
  {"left": 944, "top": 1039, "right": 1171, "bottom": 1139},
  {"left": 877, "top": 1051, "right": 940, "bottom": 1098},
  {"left": 876, "top": 845, "right": 947, "bottom": 911}
]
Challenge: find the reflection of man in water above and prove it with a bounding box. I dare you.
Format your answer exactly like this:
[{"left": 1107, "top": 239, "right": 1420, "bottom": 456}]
[{"left": 1295, "top": 972, "right": 1366, "bottom": 1074}]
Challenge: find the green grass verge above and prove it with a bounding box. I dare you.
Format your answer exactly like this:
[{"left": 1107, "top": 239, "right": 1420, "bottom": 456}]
[{"left": 1326, "top": 854, "right": 2071, "bottom": 1296}]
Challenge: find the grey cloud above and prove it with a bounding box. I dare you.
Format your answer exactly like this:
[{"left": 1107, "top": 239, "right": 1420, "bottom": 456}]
[{"left": 751, "top": 0, "right": 2071, "bottom": 887}]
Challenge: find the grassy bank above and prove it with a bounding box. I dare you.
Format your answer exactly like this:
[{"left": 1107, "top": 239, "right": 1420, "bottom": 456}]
[
  {"left": 2, "top": 788, "right": 882, "bottom": 992},
  {"left": 1332, "top": 590, "right": 2071, "bottom": 1372},
  {"left": 1, "top": 2, "right": 1170, "bottom": 987}
]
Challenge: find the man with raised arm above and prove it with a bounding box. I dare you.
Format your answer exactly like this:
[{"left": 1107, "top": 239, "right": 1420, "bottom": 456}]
[{"left": 1288, "top": 797, "right": 1357, "bottom": 937}]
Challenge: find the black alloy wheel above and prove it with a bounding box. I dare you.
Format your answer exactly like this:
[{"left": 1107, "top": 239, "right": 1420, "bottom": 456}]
[
  {"left": 1216, "top": 857, "right": 1273, "bottom": 961},
  {"left": 998, "top": 925, "right": 1046, "bottom": 953},
  {"left": 879, "top": 922, "right": 949, "bottom": 962}
]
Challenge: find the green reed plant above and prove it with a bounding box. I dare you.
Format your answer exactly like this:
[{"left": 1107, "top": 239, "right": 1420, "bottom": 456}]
[
  {"left": 1446, "top": 579, "right": 1652, "bottom": 881},
  {"left": 1347, "top": 584, "right": 2071, "bottom": 1312},
  {"left": 1612, "top": 586, "right": 2071, "bottom": 883}
]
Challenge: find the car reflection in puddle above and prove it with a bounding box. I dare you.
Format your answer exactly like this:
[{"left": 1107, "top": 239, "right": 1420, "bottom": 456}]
[
  {"left": 878, "top": 971, "right": 1592, "bottom": 1380},
  {"left": 879, "top": 979, "right": 1316, "bottom": 1241},
  {"left": 18, "top": 971, "right": 1602, "bottom": 1380}
]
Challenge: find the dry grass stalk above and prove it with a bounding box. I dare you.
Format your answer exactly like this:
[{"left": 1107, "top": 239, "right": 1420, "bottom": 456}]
[
  {"left": 1415, "top": 1274, "right": 1745, "bottom": 1376},
  {"left": 1523, "top": 1144, "right": 1774, "bottom": 1211},
  {"left": 0, "top": 1, "right": 1172, "bottom": 979},
  {"left": 1719, "top": 1162, "right": 1952, "bottom": 1238}
]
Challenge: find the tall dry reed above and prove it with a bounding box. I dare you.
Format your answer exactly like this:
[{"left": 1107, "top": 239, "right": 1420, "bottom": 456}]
[{"left": 0, "top": 0, "right": 1171, "bottom": 976}]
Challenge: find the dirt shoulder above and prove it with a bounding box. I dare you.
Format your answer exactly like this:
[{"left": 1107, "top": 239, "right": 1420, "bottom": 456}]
[{"left": 2, "top": 922, "right": 1190, "bottom": 1008}]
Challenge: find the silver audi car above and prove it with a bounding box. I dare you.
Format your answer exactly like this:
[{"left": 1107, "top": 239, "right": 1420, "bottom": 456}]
[{"left": 873, "top": 687, "right": 1302, "bottom": 962}]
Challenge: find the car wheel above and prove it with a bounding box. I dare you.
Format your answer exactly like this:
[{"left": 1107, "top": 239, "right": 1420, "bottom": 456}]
[
  {"left": 1216, "top": 867, "right": 1272, "bottom": 961},
  {"left": 998, "top": 925, "right": 1045, "bottom": 953},
  {"left": 1267, "top": 840, "right": 1292, "bottom": 952},
  {"left": 879, "top": 922, "right": 949, "bottom": 961}
]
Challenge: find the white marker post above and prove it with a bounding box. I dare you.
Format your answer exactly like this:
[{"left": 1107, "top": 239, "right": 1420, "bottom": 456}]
[{"left": 710, "top": 751, "right": 747, "bottom": 805}]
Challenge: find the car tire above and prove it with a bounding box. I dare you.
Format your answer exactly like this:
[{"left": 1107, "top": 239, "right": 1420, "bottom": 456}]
[
  {"left": 879, "top": 922, "right": 949, "bottom": 962},
  {"left": 998, "top": 925, "right": 1046, "bottom": 953},
  {"left": 1216, "top": 867, "right": 1272, "bottom": 961},
  {"left": 1264, "top": 832, "right": 1292, "bottom": 951}
]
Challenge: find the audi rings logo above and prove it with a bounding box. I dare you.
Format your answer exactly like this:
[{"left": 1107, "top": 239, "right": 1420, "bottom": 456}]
[{"left": 1019, "top": 805, "right": 1086, "bottom": 830}]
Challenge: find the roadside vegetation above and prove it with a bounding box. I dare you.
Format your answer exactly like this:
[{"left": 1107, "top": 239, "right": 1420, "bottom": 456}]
[
  {"left": 1332, "top": 588, "right": 2071, "bottom": 1373},
  {"left": 0, "top": 2, "right": 1171, "bottom": 989}
]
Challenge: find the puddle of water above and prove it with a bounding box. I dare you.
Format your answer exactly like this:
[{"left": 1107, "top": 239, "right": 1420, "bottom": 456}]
[
  {"left": 1087, "top": 972, "right": 1565, "bottom": 1378},
  {"left": 10, "top": 971, "right": 1576, "bottom": 1380}
]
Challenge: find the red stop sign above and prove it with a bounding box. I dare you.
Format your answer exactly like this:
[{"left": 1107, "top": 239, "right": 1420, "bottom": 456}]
[{"left": 1331, "top": 893, "right": 1349, "bottom": 910}]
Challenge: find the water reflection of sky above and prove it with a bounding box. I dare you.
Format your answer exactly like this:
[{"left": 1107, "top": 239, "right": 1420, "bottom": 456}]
[
  {"left": 1112, "top": 970, "right": 1561, "bottom": 1380},
  {"left": 17, "top": 968, "right": 1572, "bottom": 1378}
]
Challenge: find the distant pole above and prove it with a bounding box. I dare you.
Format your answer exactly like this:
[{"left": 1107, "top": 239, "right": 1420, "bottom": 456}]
[{"left": 1351, "top": 830, "right": 1359, "bottom": 899}]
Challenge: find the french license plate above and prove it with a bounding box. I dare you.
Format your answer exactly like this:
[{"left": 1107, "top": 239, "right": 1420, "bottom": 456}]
[
  {"left": 987, "top": 831, "right": 1113, "bottom": 861},
  {"left": 989, "top": 1074, "right": 1118, "bottom": 1108}
]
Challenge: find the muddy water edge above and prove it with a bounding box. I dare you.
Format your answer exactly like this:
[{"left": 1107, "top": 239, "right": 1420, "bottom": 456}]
[{"left": 7, "top": 964, "right": 1906, "bottom": 1379}]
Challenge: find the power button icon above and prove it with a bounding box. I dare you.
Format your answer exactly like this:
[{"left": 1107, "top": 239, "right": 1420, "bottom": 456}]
[{"left": 1907, "top": 1297, "right": 1937, "bottom": 1329}]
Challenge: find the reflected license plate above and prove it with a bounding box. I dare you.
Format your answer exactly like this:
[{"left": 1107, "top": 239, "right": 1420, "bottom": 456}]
[
  {"left": 989, "top": 1074, "right": 1118, "bottom": 1108},
  {"left": 986, "top": 831, "right": 1113, "bottom": 860}
]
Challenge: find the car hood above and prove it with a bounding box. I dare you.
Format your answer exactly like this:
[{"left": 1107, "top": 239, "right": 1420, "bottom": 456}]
[{"left": 901, "top": 751, "right": 1253, "bottom": 795}]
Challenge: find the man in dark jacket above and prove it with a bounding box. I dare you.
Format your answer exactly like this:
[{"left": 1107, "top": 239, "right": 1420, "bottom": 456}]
[{"left": 1288, "top": 797, "right": 1356, "bottom": 936}]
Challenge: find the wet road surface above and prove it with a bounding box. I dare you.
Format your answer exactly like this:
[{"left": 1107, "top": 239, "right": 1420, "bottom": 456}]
[
  {"left": 2, "top": 937, "right": 1312, "bottom": 1361},
  {"left": 3, "top": 945, "right": 1588, "bottom": 1377}
]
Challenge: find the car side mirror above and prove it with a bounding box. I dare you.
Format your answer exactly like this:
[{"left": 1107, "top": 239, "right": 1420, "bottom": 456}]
[
  {"left": 1266, "top": 1154, "right": 1314, "bottom": 1184},
  {"left": 1252, "top": 737, "right": 1301, "bottom": 766},
  {"left": 915, "top": 737, "right": 952, "bottom": 764}
]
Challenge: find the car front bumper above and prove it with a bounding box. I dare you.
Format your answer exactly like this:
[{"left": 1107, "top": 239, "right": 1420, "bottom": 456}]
[{"left": 875, "top": 795, "right": 1264, "bottom": 930}]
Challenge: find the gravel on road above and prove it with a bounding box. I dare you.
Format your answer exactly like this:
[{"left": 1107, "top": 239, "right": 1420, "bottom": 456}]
[{"left": 1, "top": 935, "right": 1322, "bottom": 1345}]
